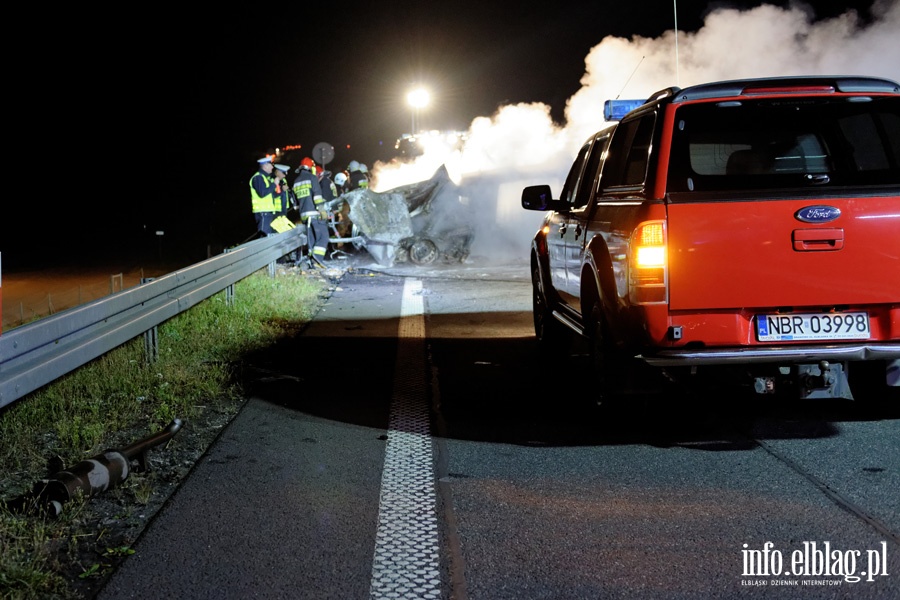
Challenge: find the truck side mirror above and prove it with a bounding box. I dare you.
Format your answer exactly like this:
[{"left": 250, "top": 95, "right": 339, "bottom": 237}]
[{"left": 521, "top": 185, "right": 557, "bottom": 211}]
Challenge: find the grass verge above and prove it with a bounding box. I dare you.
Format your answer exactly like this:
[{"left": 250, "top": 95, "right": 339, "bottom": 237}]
[{"left": 0, "top": 267, "right": 329, "bottom": 599}]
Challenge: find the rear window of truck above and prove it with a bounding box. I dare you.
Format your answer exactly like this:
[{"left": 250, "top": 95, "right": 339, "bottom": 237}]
[{"left": 666, "top": 96, "right": 900, "bottom": 193}]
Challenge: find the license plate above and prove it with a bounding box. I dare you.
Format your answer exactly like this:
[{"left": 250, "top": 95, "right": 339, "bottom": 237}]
[{"left": 756, "top": 312, "right": 870, "bottom": 342}]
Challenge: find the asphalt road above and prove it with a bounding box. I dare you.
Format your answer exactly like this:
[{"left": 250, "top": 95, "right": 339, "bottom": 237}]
[{"left": 97, "top": 262, "right": 899, "bottom": 599}]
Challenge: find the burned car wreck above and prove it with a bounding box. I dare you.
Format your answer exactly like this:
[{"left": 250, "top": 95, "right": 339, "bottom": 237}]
[{"left": 325, "top": 165, "right": 473, "bottom": 267}]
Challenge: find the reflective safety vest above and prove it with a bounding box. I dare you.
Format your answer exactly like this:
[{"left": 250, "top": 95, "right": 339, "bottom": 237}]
[
  {"left": 292, "top": 176, "right": 312, "bottom": 203},
  {"left": 249, "top": 171, "right": 276, "bottom": 213},
  {"left": 292, "top": 170, "right": 324, "bottom": 219}
]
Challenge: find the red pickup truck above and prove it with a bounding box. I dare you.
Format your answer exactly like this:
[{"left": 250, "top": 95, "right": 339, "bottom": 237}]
[{"left": 522, "top": 76, "right": 900, "bottom": 403}]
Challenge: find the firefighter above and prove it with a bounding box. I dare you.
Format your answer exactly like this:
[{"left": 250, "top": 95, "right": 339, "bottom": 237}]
[
  {"left": 332, "top": 170, "right": 353, "bottom": 240},
  {"left": 358, "top": 163, "right": 371, "bottom": 188},
  {"left": 292, "top": 157, "right": 329, "bottom": 267},
  {"left": 249, "top": 156, "right": 277, "bottom": 236},
  {"left": 348, "top": 160, "right": 369, "bottom": 190},
  {"left": 333, "top": 171, "right": 349, "bottom": 195},
  {"left": 319, "top": 168, "right": 338, "bottom": 204}
]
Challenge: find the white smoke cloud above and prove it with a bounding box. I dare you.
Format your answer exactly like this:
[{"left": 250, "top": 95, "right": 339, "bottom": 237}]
[{"left": 371, "top": 1, "right": 900, "bottom": 263}]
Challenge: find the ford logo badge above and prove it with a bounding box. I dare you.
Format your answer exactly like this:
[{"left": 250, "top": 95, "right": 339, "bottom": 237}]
[{"left": 795, "top": 205, "right": 841, "bottom": 223}]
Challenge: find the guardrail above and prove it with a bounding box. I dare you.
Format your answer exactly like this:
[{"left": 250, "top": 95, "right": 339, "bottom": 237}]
[{"left": 0, "top": 228, "right": 304, "bottom": 411}]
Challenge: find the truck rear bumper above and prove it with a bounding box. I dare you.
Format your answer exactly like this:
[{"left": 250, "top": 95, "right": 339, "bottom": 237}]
[{"left": 639, "top": 342, "right": 900, "bottom": 367}]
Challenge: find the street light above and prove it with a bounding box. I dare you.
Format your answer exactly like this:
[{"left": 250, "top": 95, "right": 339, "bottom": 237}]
[{"left": 406, "top": 87, "right": 429, "bottom": 134}]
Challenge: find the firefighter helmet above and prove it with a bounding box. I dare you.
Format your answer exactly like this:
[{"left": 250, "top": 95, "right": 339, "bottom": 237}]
[
  {"left": 359, "top": 164, "right": 368, "bottom": 173},
  {"left": 334, "top": 172, "right": 347, "bottom": 186},
  {"left": 348, "top": 160, "right": 360, "bottom": 172},
  {"left": 299, "top": 157, "right": 316, "bottom": 171}
]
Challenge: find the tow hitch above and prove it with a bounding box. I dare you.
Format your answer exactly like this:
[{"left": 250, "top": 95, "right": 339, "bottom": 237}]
[{"left": 753, "top": 361, "right": 853, "bottom": 400}]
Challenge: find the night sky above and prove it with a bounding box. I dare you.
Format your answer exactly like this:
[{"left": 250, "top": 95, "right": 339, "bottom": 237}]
[{"left": 2, "top": 0, "right": 884, "bottom": 271}]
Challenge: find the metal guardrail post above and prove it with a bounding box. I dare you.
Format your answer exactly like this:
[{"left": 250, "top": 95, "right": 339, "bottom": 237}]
[
  {"left": 141, "top": 278, "right": 159, "bottom": 364},
  {"left": 224, "top": 248, "right": 235, "bottom": 307},
  {"left": 144, "top": 325, "right": 159, "bottom": 364}
]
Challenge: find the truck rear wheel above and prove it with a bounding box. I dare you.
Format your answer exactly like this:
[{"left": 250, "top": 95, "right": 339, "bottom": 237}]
[
  {"left": 588, "top": 303, "right": 629, "bottom": 408},
  {"left": 849, "top": 360, "right": 900, "bottom": 416}
]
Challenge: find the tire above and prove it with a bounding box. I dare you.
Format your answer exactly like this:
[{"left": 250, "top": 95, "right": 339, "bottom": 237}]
[
  {"left": 587, "top": 304, "right": 680, "bottom": 420},
  {"left": 588, "top": 303, "right": 631, "bottom": 409},
  {"left": 532, "top": 262, "right": 566, "bottom": 352},
  {"left": 848, "top": 360, "right": 900, "bottom": 417},
  {"left": 409, "top": 238, "right": 438, "bottom": 265}
]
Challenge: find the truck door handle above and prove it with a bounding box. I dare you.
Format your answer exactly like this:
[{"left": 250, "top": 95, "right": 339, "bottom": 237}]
[
  {"left": 792, "top": 228, "right": 844, "bottom": 251},
  {"left": 804, "top": 174, "right": 831, "bottom": 185},
  {"left": 558, "top": 224, "right": 567, "bottom": 237},
  {"left": 574, "top": 224, "right": 583, "bottom": 238}
]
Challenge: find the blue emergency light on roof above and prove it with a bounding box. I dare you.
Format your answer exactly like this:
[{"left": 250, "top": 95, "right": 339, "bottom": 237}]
[{"left": 603, "top": 99, "right": 647, "bottom": 121}]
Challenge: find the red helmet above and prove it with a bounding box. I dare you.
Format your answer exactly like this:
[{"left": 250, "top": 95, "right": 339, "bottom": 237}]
[{"left": 299, "top": 157, "right": 315, "bottom": 171}]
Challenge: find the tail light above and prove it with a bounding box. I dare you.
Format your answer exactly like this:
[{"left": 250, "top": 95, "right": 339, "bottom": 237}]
[
  {"left": 742, "top": 85, "right": 834, "bottom": 95},
  {"left": 629, "top": 220, "right": 668, "bottom": 304}
]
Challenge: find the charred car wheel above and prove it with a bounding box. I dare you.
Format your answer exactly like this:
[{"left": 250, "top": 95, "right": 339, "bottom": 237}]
[{"left": 409, "top": 238, "right": 438, "bottom": 265}]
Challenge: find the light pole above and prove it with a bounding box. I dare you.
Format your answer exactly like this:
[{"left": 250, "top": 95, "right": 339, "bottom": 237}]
[{"left": 406, "top": 87, "right": 429, "bottom": 134}]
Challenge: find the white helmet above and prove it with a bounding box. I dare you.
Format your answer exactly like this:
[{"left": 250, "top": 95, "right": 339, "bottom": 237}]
[
  {"left": 347, "top": 160, "right": 360, "bottom": 172},
  {"left": 334, "top": 172, "right": 347, "bottom": 186},
  {"left": 359, "top": 164, "right": 368, "bottom": 173}
]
